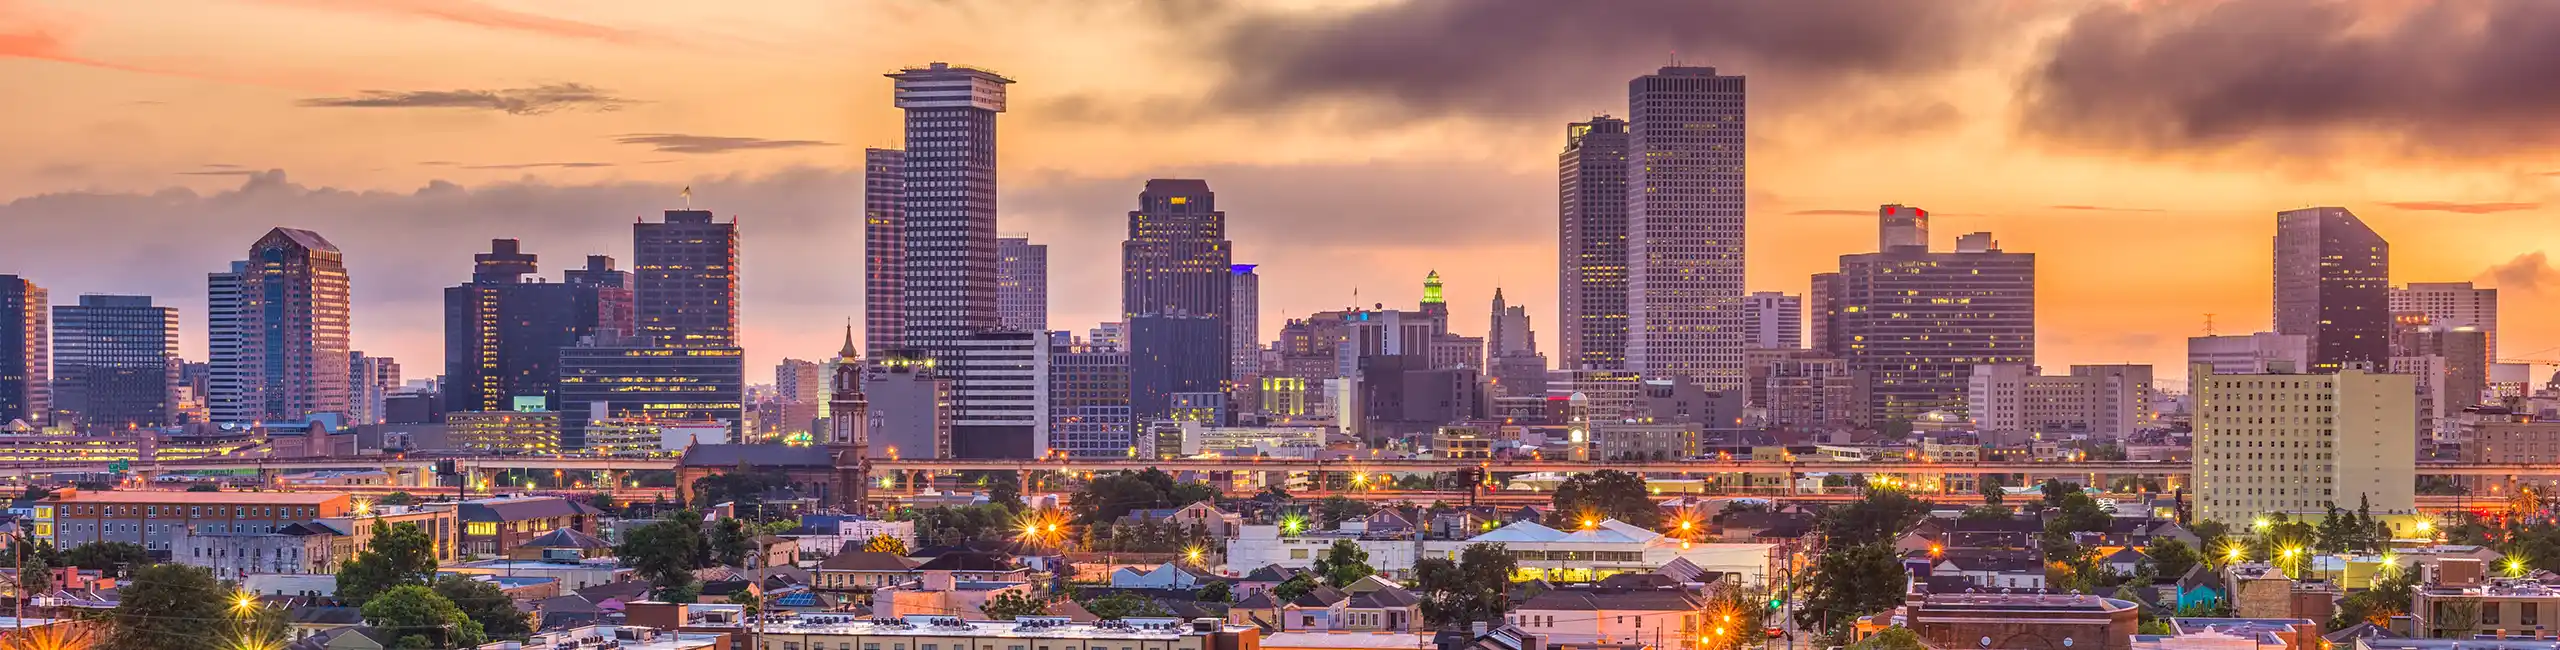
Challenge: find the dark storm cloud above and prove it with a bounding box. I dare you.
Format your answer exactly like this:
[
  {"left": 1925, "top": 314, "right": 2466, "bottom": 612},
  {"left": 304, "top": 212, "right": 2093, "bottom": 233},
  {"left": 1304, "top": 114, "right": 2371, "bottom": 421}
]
[
  {"left": 2383, "top": 201, "right": 2541, "bottom": 214},
  {"left": 612, "top": 134, "right": 837, "bottom": 154},
  {"left": 298, "top": 83, "right": 634, "bottom": 115},
  {"left": 2481, "top": 252, "right": 2560, "bottom": 295},
  {"left": 2021, "top": 0, "right": 2560, "bottom": 152},
  {"left": 1195, "top": 0, "right": 2020, "bottom": 119}
]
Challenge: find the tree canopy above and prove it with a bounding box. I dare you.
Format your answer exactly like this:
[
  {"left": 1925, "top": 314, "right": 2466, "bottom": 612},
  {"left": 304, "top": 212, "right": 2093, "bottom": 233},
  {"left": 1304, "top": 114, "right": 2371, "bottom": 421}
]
[
  {"left": 63, "top": 541, "right": 150, "bottom": 575},
  {"left": 1068, "top": 468, "right": 1218, "bottom": 524},
  {"left": 1416, "top": 543, "right": 1519, "bottom": 630},
  {"left": 436, "top": 575, "right": 532, "bottom": 641},
  {"left": 709, "top": 517, "right": 755, "bottom": 567},
  {"left": 1313, "top": 540, "right": 1376, "bottom": 588},
  {"left": 1818, "top": 489, "right": 1932, "bottom": 547},
  {"left": 1797, "top": 543, "right": 1906, "bottom": 636},
  {"left": 982, "top": 592, "right": 1051, "bottom": 620},
  {"left": 364, "top": 584, "right": 487, "bottom": 649},
  {"left": 338, "top": 521, "right": 440, "bottom": 605},
  {"left": 863, "top": 534, "right": 910, "bottom": 555},
  {"left": 1547, "top": 470, "right": 1662, "bottom": 529},
  {"left": 617, "top": 510, "right": 707, "bottom": 601},
  {"left": 109, "top": 564, "right": 228, "bottom": 650}
]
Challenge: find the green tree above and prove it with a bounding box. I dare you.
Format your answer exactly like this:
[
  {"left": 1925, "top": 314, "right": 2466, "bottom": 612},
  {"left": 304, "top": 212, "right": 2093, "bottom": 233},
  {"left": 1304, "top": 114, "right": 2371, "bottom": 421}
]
[
  {"left": 587, "top": 492, "right": 618, "bottom": 514},
  {"left": 2331, "top": 568, "right": 2417, "bottom": 631},
  {"left": 1547, "top": 470, "right": 1663, "bottom": 529},
  {"left": 1818, "top": 489, "right": 1933, "bottom": 547},
  {"left": 617, "top": 511, "right": 706, "bottom": 601},
  {"left": 1273, "top": 573, "right": 1318, "bottom": 603},
  {"left": 2191, "top": 520, "right": 2232, "bottom": 553},
  {"left": 976, "top": 471, "right": 1024, "bottom": 510},
  {"left": 1197, "top": 580, "right": 1232, "bottom": 603},
  {"left": 108, "top": 564, "right": 228, "bottom": 650},
  {"left": 435, "top": 575, "right": 533, "bottom": 641},
  {"left": 17, "top": 553, "right": 48, "bottom": 596},
  {"left": 1415, "top": 543, "right": 1518, "bottom": 630},
  {"left": 1875, "top": 418, "right": 1914, "bottom": 442},
  {"left": 2146, "top": 538, "right": 2202, "bottom": 580},
  {"left": 2041, "top": 479, "right": 2079, "bottom": 508},
  {"left": 363, "top": 584, "right": 486, "bottom": 649},
  {"left": 62, "top": 541, "right": 149, "bottom": 574},
  {"left": 2047, "top": 491, "right": 2113, "bottom": 534},
  {"left": 337, "top": 521, "right": 440, "bottom": 605},
  {"left": 1084, "top": 592, "right": 1170, "bottom": 619},
  {"left": 1797, "top": 544, "right": 1905, "bottom": 636},
  {"left": 709, "top": 517, "right": 755, "bottom": 567},
  {"left": 186, "top": 483, "right": 221, "bottom": 492},
  {"left": 1978, "top": 474, "right": 2007, "bottom": 506},
  {"left": 863, "top": 534, "right": 910, "bottom": 556},
  {"left": 378, "top": 491, "right": 419, "bottom": 506},
  {"left": 692, "top": 468, "right": 792, "bottom": 510},
  {"left": 1068, "top": 468, "right": 1204, "bottom": 524},
  {"left": 982, "top": 592, "right": 1051, "bottom": 620},
  {"left": 1317, "top": 496, "right": 1375, "bottom": 526},
  {"left": 1848, "top": 626, "right": 1927, "bottom": 650},
  {"left": 1313, "top": 539, "right": 1376, "bottom": 588}
]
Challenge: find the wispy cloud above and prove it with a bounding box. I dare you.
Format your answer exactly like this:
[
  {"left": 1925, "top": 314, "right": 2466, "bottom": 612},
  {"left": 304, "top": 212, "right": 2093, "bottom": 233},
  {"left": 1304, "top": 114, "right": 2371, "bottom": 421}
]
[
  {"left": 298, "top": 83, "right": 634, "bottom": 115},
  {"left": 2049, "top": 204, "right": 2164, "bottom": 212},
  {"left": 1787, "top": 209, "right": 1870, "bottom": 216},
  {"left": 2481, "top": 252, "right": 2560, "bottom": 295},
  {"left": 253, "top": 0, "right": 649, "bottom": 45},
  {"left": 2382, "top": 201, "right": 2541, "bottom": 214},
  {"left": 460, "top": 161, "right": 616, "bottom": 170},
  {"left": 612, "top": 133, "right": 837, "bottom": 154}
]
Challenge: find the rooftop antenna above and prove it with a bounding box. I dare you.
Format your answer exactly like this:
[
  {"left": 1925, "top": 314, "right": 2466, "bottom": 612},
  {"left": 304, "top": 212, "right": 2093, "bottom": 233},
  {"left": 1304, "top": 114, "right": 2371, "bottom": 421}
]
[
  {"left": 681, "top": 185, "right": 693, "bottom": 209},
  {"left": 2203, "top": 313, "right": 2216, "bottom": 336}
]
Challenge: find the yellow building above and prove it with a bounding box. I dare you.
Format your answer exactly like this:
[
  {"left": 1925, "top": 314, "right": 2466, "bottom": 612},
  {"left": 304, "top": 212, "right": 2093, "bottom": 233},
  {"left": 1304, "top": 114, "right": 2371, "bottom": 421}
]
[
  {"left": 447, "top": 410, "right": 563, "bottom": 454},
  {"left": 2193, "top": 363, "right": 2416, "bottom": 527}
]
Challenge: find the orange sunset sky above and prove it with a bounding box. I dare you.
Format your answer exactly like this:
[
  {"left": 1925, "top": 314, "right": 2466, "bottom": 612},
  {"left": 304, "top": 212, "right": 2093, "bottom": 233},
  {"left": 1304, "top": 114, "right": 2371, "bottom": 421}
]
[{"left": 6, "top": 0, "right": 2560, "bottom": 389}]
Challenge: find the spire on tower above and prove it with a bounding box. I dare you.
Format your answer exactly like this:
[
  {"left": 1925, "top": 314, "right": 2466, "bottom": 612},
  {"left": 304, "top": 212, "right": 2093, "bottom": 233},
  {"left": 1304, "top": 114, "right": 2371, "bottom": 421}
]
[{"left": 839, "top": 319, "right": 859, "bottom": 358}]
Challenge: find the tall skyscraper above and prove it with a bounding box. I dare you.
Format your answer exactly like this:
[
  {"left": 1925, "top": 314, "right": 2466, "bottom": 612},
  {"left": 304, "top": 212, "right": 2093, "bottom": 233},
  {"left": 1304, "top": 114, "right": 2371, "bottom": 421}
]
[
  {"left": 1049, "top": 331, "right": 1132, "bottom": 457},
  {"left": 634, "top": 210, "right": 739, "bottom": 348},
  {"left": 51, "top": 294, "right": 176, "bottom": 430},
  {"left": 1487, "top": 288, "right": 1548, "bottom": 400},
  {"left": 1123, "top": 179, "right": 1233, "bottom": 421},
  {"left": 443, "top": 240, "right": 628, "bottom": 414},
  {"left": 0, "top": 277, "right": 49, "bottom": 425},
  {"left": 1824, "top": 211, "right": 2035, "bottom": 423},
  {"left": 891, "top": 62, "right": 1012, "bottom": 354},
  {"left": 2274, "top": 207, "right": 2390, "bottom": 371},
  {"left": 1558, "top": 116, "right": 1629, "bottom": 371},
  {"left": 2391, "top": 281, "right": 2497, "bottom": 363},
  {"left": 944, "top": 330, "right": 1049, "bottom": 458},
  {"left": 996, "top": 235, "right": 1048, "bottom": 331},
  {"left": 349, "top": 352, "right": 397, "bottom": 425},
  {"left": 864, "top": 148, "right": 908, "bottom": 357},
  {"left": 1625, "top": 67, "right": 1747, "bottom": 391},
  {"left": 1743, "top": 292, "right": 1803, "bottom": 350},
  {"left": 562, "top": 255, "right": 636, "bottom": 338},
  {"left": 777, "top": 358, "right": 824, "bottom": 406},
  {"left": 210, "top": 228, "right": 351, "bottom": 424},
  {"left": 1880, "top": 204, "right": 1929, "bottom": 250},
  {"left": 1231, "top": 264, "right": 1261, "bottom": 382}
]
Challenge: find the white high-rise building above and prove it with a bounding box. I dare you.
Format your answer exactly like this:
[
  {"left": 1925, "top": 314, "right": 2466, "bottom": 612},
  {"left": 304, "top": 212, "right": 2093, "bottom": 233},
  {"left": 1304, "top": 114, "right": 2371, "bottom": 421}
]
[
  {"left": 890, "top": 62, "right": 1011, "bottom": 354},
  {"left": 943, "top": 330, "right": 1050, "bottom": 459},
  {"left": 2391, "top": 281, "right": 2497, "bottom": 361},
  {"left": 1625, "top": 66, "right": 1746, "bottom": 392},
  {"left": 1231, "top": 264, "right": 1260, "bottom": 381},
  {"left": 208, "top": 261, "right": 252, "bottom": 424},
  {"left": 1743, "top": 292, "right": 1802, "bottom": 350},
  {"left": 2192, "top": 363, "right": 2416, "bottom": 526},
  {"left": 2187, "top": 332, "right": 2312, "bottom": 376}
]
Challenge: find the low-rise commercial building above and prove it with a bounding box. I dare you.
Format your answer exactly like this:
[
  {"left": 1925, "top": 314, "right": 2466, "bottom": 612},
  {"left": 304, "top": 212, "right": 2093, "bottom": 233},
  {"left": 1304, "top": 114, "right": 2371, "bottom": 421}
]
[
  {"left": 751, "top": 615, "right": 1259, "bottom": 650},
  {"left": 1897, "top": 593, "right": 2141, "bottom": 650},
  {"left": 33, "top": 489, "right": 352, "bottom": 552},
  {"left": 455, "top": 495, "right": 604, "bottom": 558}
]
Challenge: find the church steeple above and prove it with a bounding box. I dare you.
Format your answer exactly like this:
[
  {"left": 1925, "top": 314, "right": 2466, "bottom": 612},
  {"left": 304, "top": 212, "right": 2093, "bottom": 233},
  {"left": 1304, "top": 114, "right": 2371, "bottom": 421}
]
[{"left": 837, "top": 321, "right": 859, "bottom": 359}]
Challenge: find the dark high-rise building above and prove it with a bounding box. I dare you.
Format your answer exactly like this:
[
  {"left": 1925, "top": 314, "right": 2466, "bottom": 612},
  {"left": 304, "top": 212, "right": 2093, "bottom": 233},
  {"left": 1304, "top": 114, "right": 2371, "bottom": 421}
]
[
  {"left": 349, "top": 352, "right": 397, "bottom": 424},
  {"left": 634, "top": 210, "right": 739, "bottom": 348},
  {"left": 996, "top": 236, "right": 1047, "bottom": 331},
  {"left": 557, "top": 345, "right": 744, "bottom": 447},
  {"left": 0, "top": 276, "right": 49, "bottom": 424},
  {"left": 1626, "top": 67, "right": 1747, "bottom": 391},
  {"left": 1825, "top": 216, "right": 2036, "bottom": 423},
  {"left": 444, "top": 240, "right": 630, "bottom": 414},
  {"left": 1048, "top": 332, "right": 1131, "bottom": 457},
  {"left": 945, "top": 330, "right": 1048, "bottom": 458},
  {"left": 864, "top": 148, "right": 907, "bottom": 356},
  {"left": 1122, "top": 179, "right": 1233, "bottom": 421},
  {"left": 51, "top": 295, "right": 176, "bottom": 430},
  {"left": 562, "top": 255, "right": 636, "bottom": 339},
  {"left": 1487, "top": 288, "right": 1548, "bottom": 400},
  {"left": 1230, "top": 264, "right": 1261, "bottom": 382},
  {"left": 1129, "top": 314, "right": 1226, "bottom": 423},
  {"left": 2275, "top": 207, "right": 2390, "bottom": 371},
  {"left": 1558, "top": 116, "right": 1629, "bottom": 372},
  {"left": 211, "top": 228, "right": 351, "bottom": 424},
  {"left": 890, "top": 62, "right": 1012, "bottom": 354}
]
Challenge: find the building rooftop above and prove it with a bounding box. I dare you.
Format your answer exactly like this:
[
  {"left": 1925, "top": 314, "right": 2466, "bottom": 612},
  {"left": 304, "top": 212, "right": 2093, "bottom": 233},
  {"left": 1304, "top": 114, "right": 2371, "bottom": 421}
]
[
  {"left": 757, "top": 615, "right": 1248, "bottom": 639},
  {"left": 679, "top": 444, "right": 836, "bottom": 469},
  {"left": 1918, "top": 593, "right": 2139, "bottom": 613},
  {"left": 44, "top": 491, "right": 347, "bottom": 505}
]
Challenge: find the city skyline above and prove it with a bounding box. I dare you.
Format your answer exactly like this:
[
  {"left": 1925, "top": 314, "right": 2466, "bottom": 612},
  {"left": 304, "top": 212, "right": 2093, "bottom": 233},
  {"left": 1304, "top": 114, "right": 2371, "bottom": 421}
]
[{"left": 7, "top": 1, "right": 2560, "bottom": 387}]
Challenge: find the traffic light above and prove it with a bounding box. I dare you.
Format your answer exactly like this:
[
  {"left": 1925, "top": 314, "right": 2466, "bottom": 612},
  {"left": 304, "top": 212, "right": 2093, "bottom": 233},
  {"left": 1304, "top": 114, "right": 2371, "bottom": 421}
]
[{"left": 1768, "top": 597, "right": 1783, "bottom": 610}]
